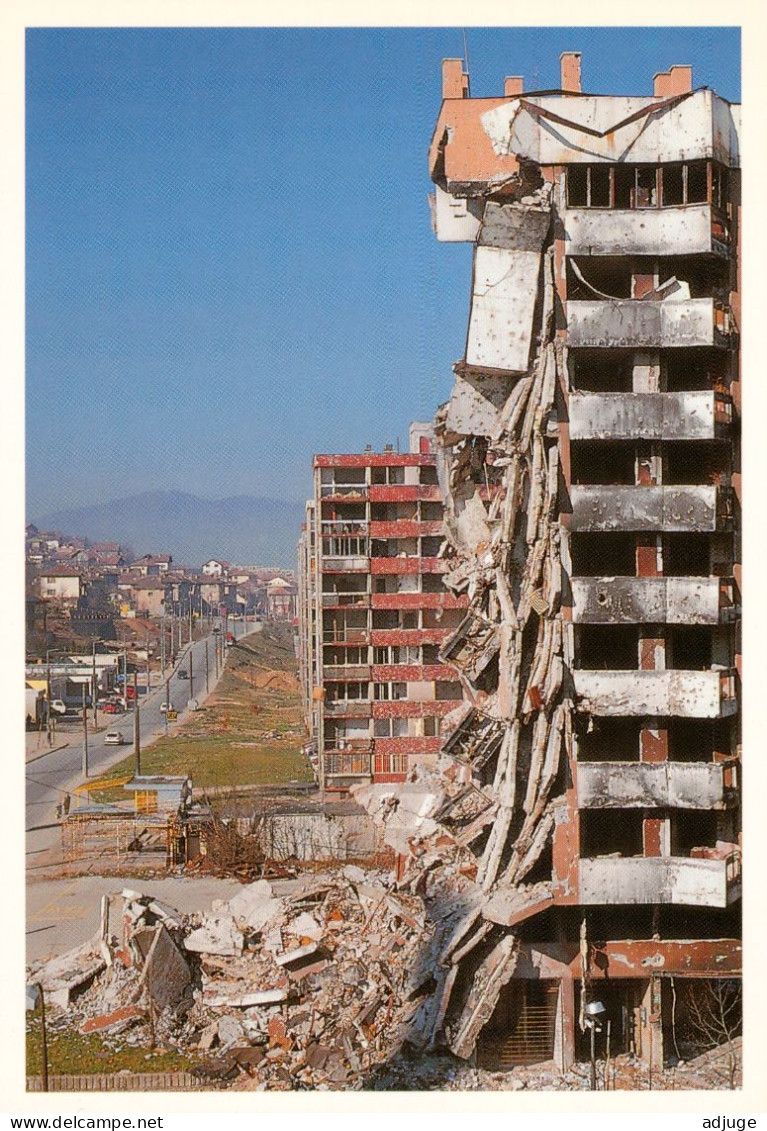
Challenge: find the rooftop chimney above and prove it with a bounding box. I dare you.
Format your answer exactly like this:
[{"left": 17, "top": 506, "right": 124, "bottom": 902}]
[
  {"left": 560, "top": 51, "right": 582, "bottom": 93},
  {"left": 442, "top": 58, "right": 469, "bottom": 99},
  {"left": 504, "top": 76, "right": 524, "bottom": 97},
  {"left": 653, "top": 65, "right": 693, "bottom": 98}
]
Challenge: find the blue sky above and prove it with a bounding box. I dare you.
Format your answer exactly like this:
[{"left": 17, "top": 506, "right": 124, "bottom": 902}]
[{"left": 26, "top": 26, "right": 741, "bottom": 516}]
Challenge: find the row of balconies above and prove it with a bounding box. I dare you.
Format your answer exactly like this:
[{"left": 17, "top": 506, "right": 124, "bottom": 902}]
[{"left": 568, "top": 390, "right": 732, "bottom": 442}]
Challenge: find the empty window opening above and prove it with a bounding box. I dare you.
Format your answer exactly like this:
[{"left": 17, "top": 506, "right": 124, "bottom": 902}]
[
  {"left": 372, "top": 611, "right": 398, "bottom": 630},
  {"left": 422, "top": 573, "right": 444, "bottom": 593},
  {"left": 668, "top": 718, "right": 716, "bottom": 763},
  {"left": 567, "top": 259, "right": 632, "bottom": 300},
  {"left": 671, "top": 809, "right": 718, "bottom": 856},
  {"left": 421, "top": 501, "right": 443, "bottom": 521},
  {"left": 577, "top": 717, "right": 641, "bottom": 762},
  {"left": 436, "top": 680, "right": 463, "bottom": 700},
  {"left": 420, "top": 465, "right": 439, "bottom": 486},
  {"left": 686, "top": 161, "right": 708, "bottom": 204},
  {"left": 581, "top": 809, "right": 644, "bottom": 857},
  {"left": 635, "top": 166, "right": 658, "bottom": 208},
  {"left": 664, "top": 351, "right": 728, "bottom": 393},
  {"left": 421, "top": 536, "right": 443, "bottom": 557},
  {"left": 571, "top": 442, "right": 636, "bottom": 485},
  {"left": 663, "top": 534, "right": 710, "bottom": 577},
  {"left": 577, "top": 625, "right": 638, "bottom": 670},
  {"left": 570, "top": 351, "right": 633, "bottom": 393},
  {"left": 567, "top": 165, "right": 588, "bottom": 207},
  {"left": 575, "top": 981, "right": 646, "bottom": 1061},
  {"left": 571, "top": 533, "right": 637, "bottom": 577},
  {"left": 667, "top": 626, "right": 712, "bottom": 671},
  {"left": 664, "top": 442, "right": 730, "bottom": 486},
  {"left": 614, "top": 165, "right": 634, "bottom": 209},
  {"left": 662, "top": 164, "right": 684, "bottom": 206}
]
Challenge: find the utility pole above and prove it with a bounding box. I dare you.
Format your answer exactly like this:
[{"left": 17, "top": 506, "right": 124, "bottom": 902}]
[
  {"left": 165, "top": 675, "right": 170, "bottom": 736},
  {"left": 160, "top": 611, "right": 166, "bottom": 674},
  {"left": 205, "top": 639, "right": 209, "bottom": 693},
  {"left": 34, "top": 983, "right": 49, "bottom": 1092},
  {"left": 170, "top": 609, "right": 175, "bottom": 663},
  {"left": 81, "top": 684, "right": 89, "bottom": 779},
  {"left": 189, "top": 646, "right": 194, "bottom": 701},
  {"left": 91, "top": 641, "right": 98, "bottom": 729},
  {"left": 133, "top": 671, "right": 141, "bottom": 776},
  {"left": 46, "top": 654, "right": 52, "bottom": 746}
]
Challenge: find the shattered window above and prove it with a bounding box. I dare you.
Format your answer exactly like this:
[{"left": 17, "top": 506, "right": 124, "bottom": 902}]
[
  {"left": 614, "top": 165, "right": 633, "bottom": 209},
  {"left": 635, "top": 166, "right": 658, "bottom": 208},
  {"left": 662, "top": 164, "right": 684, "bottom": 206},
  {"left": 567, "top": 165, "right": 588, "bottom": 207},
  {"left": 590, "top": 165, "right": 611, "bottom": 207},
  {"left": 687, "top": 160, "right": 708, "bottom": 204}
]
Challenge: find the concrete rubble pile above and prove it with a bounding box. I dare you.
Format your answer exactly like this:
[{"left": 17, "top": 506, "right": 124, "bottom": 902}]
[{"left": 27, "top": 870, "right": 478, "bottom": 1090}]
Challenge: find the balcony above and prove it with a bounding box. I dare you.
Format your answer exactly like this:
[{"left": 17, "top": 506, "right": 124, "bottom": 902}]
[
  {"left": 323, "top": 700, "right": 372, "bottom": 719},
  {"left": 369, "top": 520, "right": 444, "bottom": 539},
  {"left": 570, "top": 576, "right": 738, "bottom": 625},
  {"left": 573, "top": 668, "right": 738, "bottom": 718},
  {"left": 322, "top": 664, "right": 371, "bottom": 681},
  {"left": 323, "top": 747, "right": 373, "bottom": 780},
  {"left": 321, "top": 592, "right": 370, "bottom": 608},
  {"left": 579, "top": 852, "right": 741, "bottom": 908},
  {"left": 566, "top": 297, "right": 733, "bottom": 349},
  {"left": 568, "top": 391, "right": 732, "bottom": 442},
  {"left": 576, "top": 760, "right": 737, "bottom": 810},
  {"left": 370, "top": 557, "right": 446, "bottom": 575},
  {"left": 321, "top": 554, "right": 370, "bottom": 573},
  {"left": 564, "top": 204, "right": 731, "bottom": 258},
  {"left": 319, "top": 484, "right": 367, "bottom": 500},
  {"left": 569, "top": 484, "right": 732, "bottom": 533}
]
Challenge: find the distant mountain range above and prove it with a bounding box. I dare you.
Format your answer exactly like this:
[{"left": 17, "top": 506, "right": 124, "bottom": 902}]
[{"left": 31, "top": 491, "right": 305, "bottom": 570}]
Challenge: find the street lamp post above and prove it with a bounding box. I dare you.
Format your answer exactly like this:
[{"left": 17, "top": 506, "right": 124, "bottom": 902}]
[{"left": 585, "top": 1001, "right": 606, "bottom": 1091}]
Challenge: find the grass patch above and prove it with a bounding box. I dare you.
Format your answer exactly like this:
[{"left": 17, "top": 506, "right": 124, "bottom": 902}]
[{"left": 26, "top": 1015, "right": 198, "bottom": 1077}]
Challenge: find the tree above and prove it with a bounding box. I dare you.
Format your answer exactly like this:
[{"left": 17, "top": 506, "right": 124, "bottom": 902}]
[{"left": 677, "top": 978, "right": 742, "bottom": 1089}]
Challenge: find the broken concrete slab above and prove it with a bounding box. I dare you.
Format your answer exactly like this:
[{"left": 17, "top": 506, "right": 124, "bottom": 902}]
[
  {"left": 31, "top": 941, "right": 106, "bottom": 1010},
  {"left": 203, "top": 988, "right": 288, "bottom": 1009},
  {"left": 275, "top": 941, "right": 319, "bottom": 967},
  {"left": 80, "top": 1004, "right": 144, "bottom": 1035},
  {"left": 140, "top": 923, "right": 191, "bottom": 1010},
  {"left": 227, "top": 880, "right": 281, "bottom": 933},
  {"left": 184, "top": 915, "right": 243, "bottom": 957}
]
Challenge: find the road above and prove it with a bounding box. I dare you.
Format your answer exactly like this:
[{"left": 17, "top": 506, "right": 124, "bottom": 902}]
[{"left": 25, "top": 622, "right": 250, "bottom": 872}]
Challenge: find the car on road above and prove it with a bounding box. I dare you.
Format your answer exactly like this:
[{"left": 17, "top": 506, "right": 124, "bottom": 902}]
[
  {"left": 178, "top": 670, "right": 189, "bottom": 680},
  {"left": 104, "top": 731, "right": 125, "bottom": 745},
  {"left": 160, "top": 702, "right": 174, "bottom": 714}
]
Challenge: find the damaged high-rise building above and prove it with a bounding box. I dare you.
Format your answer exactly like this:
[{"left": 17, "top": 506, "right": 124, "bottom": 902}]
[{"left": 418, "top": 53, "right": 741, "bottom": 1071}]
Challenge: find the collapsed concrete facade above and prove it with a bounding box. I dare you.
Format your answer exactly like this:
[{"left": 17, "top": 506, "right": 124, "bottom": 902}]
[
  {"left": 414, "top": 53, "right": 742, "bottom": 1070},
  {"left": 297, "top": 425, "right": 467, "bottom": 796}
]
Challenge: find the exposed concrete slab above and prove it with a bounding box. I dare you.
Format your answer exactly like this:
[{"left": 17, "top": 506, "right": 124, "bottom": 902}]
[{"left": 141, "top": 924, "right": 191, "bottom": 1010}]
